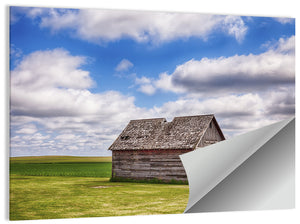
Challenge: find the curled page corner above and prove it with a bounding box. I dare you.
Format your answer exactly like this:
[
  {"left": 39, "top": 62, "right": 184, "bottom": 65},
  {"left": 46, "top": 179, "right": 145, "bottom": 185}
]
[{"left": 180, "top": 117, "right": 295, "bottom": 213}]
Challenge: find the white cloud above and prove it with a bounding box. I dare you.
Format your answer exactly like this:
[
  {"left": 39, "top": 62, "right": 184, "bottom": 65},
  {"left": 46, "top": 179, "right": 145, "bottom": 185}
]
[
  {"left": 25, "top": 7, "right": 48, "bottom": 19},
  {"left": 274, "top": 17, "right": 294, "bottom": 24},
  {"left": 135, "top": 76, "right": 151, "bottom": 85},
  {"left": 21, "top": 133, "right": 51, "bottom": 141},
  {"left": 154, "top": 94, "right": 263, "bottom": 120},
  {"left": 276, "top": 35, "right": 295, "bottom": 53},
  {"left": 11, "top": 48, "right": 93, "bottom": 90},
  {"left": 10, "top": 48, "right": 155, "bottom": 156},
  {"left": 10, "top": 6, "right": 51, "bottom": 24},
  {"left": 11, "top": 49, "right": 98, "bottom": 117},
  {"left": 154, "top": 72, "right": 185, "bottom": 94},
  {"left": 10, "top": 44, "right": 23, "bottom": 58},
  {"left": 9, "top": 37, "right": 295, "bottom": 156},
  {"left": 115, "top": 59, "right": 133, "bottom": 72},
  {"left": 10, "top": 46, "right": 294, "bottom": 155},
  {"left": 153, "top": 91, "right": 294, "bottom": 137},
  {"left": 135, "top": 76, "right": 156, "bottom": 95},
  {"left": 20, "top": 8, "right": 248, "bottom": 44},
  {"left": 133, "top": 36, "right": 295, "bottom": 138},
  {"left": 15, "top": 124, "right": 38, "bottom": 134},
  {"left": 145, "top": 35, "right": 295, "bottom": 96},
  {"left": 138, "top": 84, "right": 156, "bottom": 95},
  {"left": 55, "top": 134, "right": 78, "bottom": 141},
  {"left": 222, "top": 15, "right": 248, "bottom": 43},
  {"left": 263, "top": 87, "right": 295, "bottom": 116}
]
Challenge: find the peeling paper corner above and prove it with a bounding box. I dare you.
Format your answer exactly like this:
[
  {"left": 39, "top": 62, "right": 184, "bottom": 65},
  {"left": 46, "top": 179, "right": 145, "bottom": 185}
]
[{"left": 180, "top": 117, "right": 295, "bottom": 213}]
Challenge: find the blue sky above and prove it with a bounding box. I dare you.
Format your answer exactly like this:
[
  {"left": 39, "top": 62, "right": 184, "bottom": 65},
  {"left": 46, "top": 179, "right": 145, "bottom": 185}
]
[{"left": 9, "top": 6, "right": 295, "bottom": 157}]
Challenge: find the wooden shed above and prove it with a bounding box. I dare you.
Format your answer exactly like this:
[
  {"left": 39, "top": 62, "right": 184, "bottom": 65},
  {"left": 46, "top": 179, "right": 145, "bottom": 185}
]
[{"left": 108, "top": 114, "right": 225, "bottom": 183}]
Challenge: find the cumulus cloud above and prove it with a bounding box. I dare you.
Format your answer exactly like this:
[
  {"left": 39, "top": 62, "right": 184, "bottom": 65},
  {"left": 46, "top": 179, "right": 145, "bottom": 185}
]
[
  {"left": 133, "top": 36, "right": 294, "bottom": 138},
  {"left": 14, "top": 7, "right": 248, "bottom": 44},
  {"left": 10, "top": 48, "right": 154, "bottom": 156},
  {"left": 11, "top": 49, "right": 96, "bottom": 117},
  {"left": 143, "top": 35, "right": 295, "bottom": 96},
  {"left": 10, "top": 53, "right": 295, "bottom": 155},
  {"left": 275, "top": 35, "right": 295, "bottom": 53},
  {"left": 222, "top": 15, "right": 248, "bottom": 43},
  {"left": 10, "top": 6, "right": 52, "bottom": 24},
  {"left": 274, "top": 17, "right": 294, "bottom": 24},
  {"left": 135, "top": 76, "right": 151, "bottom": 85},
  {"left": 154, "top": 94, "right": 263, "bottom": 119},
  {"left": 263, "top": 87, "right": 295, "bottom": 116},
  {"left": 138, "top": 84, "right": 156, "bottom": 95},
  {"left": 9, "top": 40, "right": 294, "bottom": 156},
  {"left": 154, "top": 72, "right": 185, "bottom": 94},
  {"left": 15, "top": 124, "right": 38, "bottom": 134},
  {"left": 11, "top": 48, "right": 93, "bottom": 90},
  {"left": 134, "top": 76, "right": 156, "bottom": 95},
  {"left": 115, "top": 59, "right": 133, "bottom": 72},
  {"left": 153, "top": 90, "right": 294, "bottom": 137}
]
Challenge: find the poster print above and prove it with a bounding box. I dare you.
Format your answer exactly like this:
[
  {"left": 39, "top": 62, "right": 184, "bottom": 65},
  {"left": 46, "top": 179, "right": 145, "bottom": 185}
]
[{"left": 9, "top": 6, "right": 295, "bottom": 220}]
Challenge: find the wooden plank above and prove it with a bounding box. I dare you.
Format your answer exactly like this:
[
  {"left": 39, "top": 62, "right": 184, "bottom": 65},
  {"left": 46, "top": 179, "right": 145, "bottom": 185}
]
[{"left": 112, "top": 149, "right": 191, "bottom": 181}]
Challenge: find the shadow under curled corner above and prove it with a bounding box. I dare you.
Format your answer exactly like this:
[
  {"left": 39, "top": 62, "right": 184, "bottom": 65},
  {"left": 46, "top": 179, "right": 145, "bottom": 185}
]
[{"left": 180, "top": 117, "right": 295, "bottom": 213}]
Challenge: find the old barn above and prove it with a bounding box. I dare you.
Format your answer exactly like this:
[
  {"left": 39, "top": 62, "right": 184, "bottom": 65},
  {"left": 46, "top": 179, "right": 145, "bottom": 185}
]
[{"left": 108, "top": 114, "right": 225, "bottom": 182}]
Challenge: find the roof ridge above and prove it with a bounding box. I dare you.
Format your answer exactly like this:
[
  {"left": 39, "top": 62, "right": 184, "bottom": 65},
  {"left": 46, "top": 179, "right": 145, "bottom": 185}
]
[
  {"left": 173, "top": 114, "right": 214, "bottom": 119},
  {"left": 130, "top": 114, "right": 215, "bottom": 122},
  {"left": 130, "top": 117, "right": 166, "bottom": 122}
]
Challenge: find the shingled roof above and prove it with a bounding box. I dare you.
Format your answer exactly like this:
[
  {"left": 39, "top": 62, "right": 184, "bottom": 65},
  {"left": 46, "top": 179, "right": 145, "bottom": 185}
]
[{"left": 108, "top": 114, "right": 224, "bottom": 151}]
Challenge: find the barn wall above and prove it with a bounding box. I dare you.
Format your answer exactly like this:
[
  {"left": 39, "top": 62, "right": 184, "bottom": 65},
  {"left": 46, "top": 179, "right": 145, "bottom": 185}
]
[
  {"left": 198, "top": 120, "right": 224, "bottom": 147},
  {"left": 112, "top": 149, "right": 191, "bottom": 182}
]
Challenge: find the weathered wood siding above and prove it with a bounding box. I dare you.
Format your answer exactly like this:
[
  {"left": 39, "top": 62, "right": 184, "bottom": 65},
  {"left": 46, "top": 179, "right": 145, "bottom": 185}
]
[
  {"left": 197, "top": 120, "right": 224, "bottom": 147},
  {"left": 112, "top": 149, "right": 191, "bottom": 182}
]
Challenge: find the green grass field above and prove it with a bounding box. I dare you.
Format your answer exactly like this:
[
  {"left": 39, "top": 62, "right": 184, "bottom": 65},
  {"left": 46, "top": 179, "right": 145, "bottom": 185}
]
[
  {"left": 9, "top": 156, "right": 189, "bottom": 220},
  {"left": 10, "top": 155, "right": 112, "bottom": 163}
]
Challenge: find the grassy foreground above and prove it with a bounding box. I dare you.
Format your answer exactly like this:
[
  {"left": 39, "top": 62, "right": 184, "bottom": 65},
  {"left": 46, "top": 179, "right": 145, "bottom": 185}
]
[{"left": 9, "top": 156, "right": 189, "bottom": 220}]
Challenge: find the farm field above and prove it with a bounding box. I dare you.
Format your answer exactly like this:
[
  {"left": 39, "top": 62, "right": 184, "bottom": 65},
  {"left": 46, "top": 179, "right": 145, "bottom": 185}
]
[
  {"left": 10, "top": 156, "right": 112, "bottom": 177},
  {"left": 9, "top": 156, "right": 189, "bottom": 220}
]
